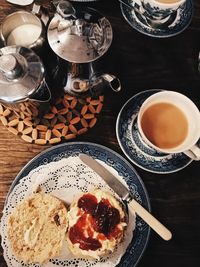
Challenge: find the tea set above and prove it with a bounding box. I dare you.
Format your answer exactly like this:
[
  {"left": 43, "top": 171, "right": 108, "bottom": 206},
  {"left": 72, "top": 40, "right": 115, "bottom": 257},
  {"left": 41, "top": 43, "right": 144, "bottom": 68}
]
[
  {"left": 0, "top": 0, "right": 199, "bottom": 174},
  {"left": 0, "top": 1, "right": 121, "bottom": 114},
  {"left": 0, "top": 2, "right": 199, "bottom": 267}
]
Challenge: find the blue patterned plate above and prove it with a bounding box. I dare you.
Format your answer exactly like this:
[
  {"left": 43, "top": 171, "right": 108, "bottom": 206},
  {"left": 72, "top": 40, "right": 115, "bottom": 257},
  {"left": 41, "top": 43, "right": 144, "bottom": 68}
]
[
  {"left": 116, "top": 90, "right": 193, "bottom": 173},
  {"left": 120, "top": 0, "right": 193, "bottom": 38},
  {"left": 6, "top": 142, "right": 150, "bottom": 267}
]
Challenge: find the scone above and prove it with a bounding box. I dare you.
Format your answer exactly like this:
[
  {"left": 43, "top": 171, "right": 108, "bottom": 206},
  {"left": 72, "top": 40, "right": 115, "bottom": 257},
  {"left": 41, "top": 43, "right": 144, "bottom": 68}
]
[
  {"left": 67, "top": 189, "right": 127, "bottom": 259},
  {"left": 7, "top": 193, "right": 68, "bottom": 264}
]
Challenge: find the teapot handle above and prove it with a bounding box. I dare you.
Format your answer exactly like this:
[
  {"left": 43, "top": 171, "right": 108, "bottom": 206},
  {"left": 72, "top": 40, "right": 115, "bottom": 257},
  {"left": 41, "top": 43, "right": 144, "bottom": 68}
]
[
  {"left": 29, "top": 80, "right": 51, "bottom": 103},
  {"left": 101, "top": 74, "right": 121, "bottom": 92}
]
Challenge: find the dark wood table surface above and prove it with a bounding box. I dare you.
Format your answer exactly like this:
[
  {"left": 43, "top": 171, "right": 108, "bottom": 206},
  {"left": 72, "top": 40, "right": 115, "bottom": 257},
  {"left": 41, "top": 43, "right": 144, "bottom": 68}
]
[{"left": 0, "top": 0, "right": 200, "bottom": 266}]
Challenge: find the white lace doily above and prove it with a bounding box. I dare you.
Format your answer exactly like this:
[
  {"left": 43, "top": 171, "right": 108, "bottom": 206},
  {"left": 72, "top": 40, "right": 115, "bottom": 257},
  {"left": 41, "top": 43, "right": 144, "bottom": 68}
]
[{"left": 0, "top": 156, "right": 136, "bottom": 267}]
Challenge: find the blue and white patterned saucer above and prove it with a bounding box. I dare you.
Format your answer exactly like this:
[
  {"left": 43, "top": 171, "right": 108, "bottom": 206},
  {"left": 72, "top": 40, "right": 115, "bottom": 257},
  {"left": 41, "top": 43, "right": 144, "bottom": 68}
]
[
  {"left": 120, "top": 0, "right": 193, "bottom": 38},
  {"left": 116, "top": 89, "right": 193, "bottom": 174}
]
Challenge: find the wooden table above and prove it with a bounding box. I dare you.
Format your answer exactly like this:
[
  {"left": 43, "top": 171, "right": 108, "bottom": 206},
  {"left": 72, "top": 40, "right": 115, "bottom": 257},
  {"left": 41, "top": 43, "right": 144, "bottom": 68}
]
[{"left": 0, "top": 0, "right": 200, "bottom": 266}]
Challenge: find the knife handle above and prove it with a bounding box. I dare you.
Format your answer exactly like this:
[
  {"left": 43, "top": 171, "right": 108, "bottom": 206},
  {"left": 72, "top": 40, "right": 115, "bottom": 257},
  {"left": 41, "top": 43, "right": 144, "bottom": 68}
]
[{"left": 129, "top": 198, "right": 172, "bottom": 241}]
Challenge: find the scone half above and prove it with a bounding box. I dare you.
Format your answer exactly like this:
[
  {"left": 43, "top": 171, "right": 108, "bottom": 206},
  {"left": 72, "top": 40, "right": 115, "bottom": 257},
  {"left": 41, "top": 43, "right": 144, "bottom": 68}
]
[{"left": 7, "top": 193, "right": 68, "bottom": 264}]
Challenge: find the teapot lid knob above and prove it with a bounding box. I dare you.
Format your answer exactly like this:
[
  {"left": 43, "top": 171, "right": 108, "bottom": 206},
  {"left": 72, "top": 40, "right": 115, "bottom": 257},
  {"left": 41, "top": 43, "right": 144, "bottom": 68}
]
[
  {"left": 0, "top": 54, "right": 16, "bottom": 72},
  {"left": 0, "top": 54, "right": 22, "bottom": 79}
]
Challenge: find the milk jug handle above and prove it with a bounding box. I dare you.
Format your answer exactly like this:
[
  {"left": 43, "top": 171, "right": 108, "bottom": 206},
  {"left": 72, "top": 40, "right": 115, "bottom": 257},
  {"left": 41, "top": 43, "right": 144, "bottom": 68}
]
[{"left": 32, "top": 3, "right": 50, "bottom": 26}]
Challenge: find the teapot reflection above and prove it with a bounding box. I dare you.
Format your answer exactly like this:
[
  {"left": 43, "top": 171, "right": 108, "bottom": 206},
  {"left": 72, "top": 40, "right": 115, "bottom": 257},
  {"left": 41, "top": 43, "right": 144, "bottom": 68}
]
[{"left": 61, "top": 61, "right": 121, "bottom": 97}]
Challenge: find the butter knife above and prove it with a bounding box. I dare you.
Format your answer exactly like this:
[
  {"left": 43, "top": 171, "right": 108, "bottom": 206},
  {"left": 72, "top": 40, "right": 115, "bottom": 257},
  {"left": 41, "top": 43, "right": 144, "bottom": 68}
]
[{"left": 79, "top": 153, "right": 172, "bottom": 241}]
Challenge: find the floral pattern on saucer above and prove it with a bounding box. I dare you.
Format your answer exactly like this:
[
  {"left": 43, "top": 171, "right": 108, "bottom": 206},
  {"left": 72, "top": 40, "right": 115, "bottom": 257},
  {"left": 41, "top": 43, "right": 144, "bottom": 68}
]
[
  {"left": 116, "top": 89, "right": 193, "bottom": 174},
  {"left": 120, "top": 0, "right": 193, "bottom": 38}
]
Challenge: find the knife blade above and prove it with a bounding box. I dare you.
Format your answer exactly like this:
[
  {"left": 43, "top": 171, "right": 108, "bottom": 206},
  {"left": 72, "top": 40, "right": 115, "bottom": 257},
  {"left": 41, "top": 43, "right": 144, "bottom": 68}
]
[
  {"left": 79, "top": 153, "right": 172, "bottom": 241},
  {"left": 79, "top": 153, "right": 131, "bottom": 201}
]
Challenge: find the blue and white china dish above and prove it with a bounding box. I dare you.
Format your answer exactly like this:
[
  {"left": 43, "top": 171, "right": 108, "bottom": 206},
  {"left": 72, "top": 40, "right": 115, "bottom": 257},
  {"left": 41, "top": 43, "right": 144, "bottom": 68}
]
[
  {"left": 116, "top": 90, "right": 194, "bottom": 174},
  {"left": 5, "top": 142, "right": 150, "bottom": 267},
  {"left": 133, "top": 0, "right": 186, "bottom": 20},
  {"left": 120, "top": 0, "right": 193, "bottom": 38}
]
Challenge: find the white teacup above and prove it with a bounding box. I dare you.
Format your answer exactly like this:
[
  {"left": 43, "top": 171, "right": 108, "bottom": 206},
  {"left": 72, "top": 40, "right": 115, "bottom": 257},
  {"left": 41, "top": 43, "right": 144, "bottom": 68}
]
[
  {"left": 133, "top": 0, "right": 186, "bottom": 20},
  {"left": 137, "top": 91, "right": 200, "bottom": 160}
]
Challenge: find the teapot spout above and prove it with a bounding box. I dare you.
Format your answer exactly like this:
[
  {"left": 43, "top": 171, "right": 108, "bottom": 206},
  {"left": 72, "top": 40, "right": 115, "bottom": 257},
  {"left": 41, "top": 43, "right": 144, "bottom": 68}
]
[{"left": 101, "top": 74, "right": 121, "bottom": 92}]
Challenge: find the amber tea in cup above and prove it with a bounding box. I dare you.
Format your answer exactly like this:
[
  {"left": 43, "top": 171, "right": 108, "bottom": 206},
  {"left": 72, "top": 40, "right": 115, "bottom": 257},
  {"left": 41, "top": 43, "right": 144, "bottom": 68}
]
[{"left": 141, "top": 102, "right": 188, "bottom": 149}]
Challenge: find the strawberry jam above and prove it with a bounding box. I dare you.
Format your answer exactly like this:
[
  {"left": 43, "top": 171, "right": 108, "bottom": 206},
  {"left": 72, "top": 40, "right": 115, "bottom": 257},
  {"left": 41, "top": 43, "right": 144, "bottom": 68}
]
[
  {"left": 78, "top": 193, "right": 97, "bottom": 213},
  {"left": 69, "top": 214, "right": 101, "bottom": 251},
  {"left": 69, "top": 193, "right": 122, "bottom": 251},
  {"left": 92, "top": 198, "right": 120, "bottom": 236}
]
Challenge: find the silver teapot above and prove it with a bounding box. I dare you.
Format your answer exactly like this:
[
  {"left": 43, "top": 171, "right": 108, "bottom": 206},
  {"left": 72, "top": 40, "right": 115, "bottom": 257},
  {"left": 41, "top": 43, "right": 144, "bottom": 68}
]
[
  {"left": 47, "top": 0, "right": 121, "bottom": 97},
  {"left": 0, "top": 46, "right": 51, "bottom": 115}
]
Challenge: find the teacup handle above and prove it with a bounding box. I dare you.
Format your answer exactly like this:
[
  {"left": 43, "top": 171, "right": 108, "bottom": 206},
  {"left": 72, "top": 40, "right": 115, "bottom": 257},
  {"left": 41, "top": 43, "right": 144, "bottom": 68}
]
[{"left": 184, "top": 144, "right": 200, "bottom": 161}]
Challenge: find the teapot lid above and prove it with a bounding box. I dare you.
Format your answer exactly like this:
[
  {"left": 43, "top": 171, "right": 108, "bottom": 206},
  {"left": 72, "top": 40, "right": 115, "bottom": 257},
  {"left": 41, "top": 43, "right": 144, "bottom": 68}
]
[
  {"left": 0, "top": 46, "right": 44, "bottom": 103},
  {"left": 47, "top": 5, "right": 113, "bottom": 63}
]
